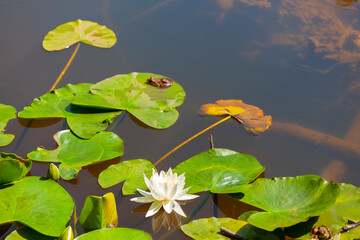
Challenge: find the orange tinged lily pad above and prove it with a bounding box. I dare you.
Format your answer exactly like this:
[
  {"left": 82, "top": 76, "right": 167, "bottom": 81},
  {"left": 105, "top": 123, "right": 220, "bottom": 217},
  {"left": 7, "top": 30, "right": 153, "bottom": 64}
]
[{"left": 199, "top": 99, "right": 272, "bottom": 135}]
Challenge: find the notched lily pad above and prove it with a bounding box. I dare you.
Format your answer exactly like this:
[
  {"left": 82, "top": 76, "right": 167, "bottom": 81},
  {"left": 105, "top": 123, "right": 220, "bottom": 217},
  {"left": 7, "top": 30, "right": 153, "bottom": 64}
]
[
  {"left": 181, "top": 217, "right": 283, "bottom": 240},
  {"left": 231, "top": 175, "right": 341, "bottom": 231},
  {"left": 0, "top": 176, "right": 74, "bottom": 237},
  {"left": 173, "top": 148, "right": 265, "bottom": 194},
  {"left": 79, "top": 192, "right": 118, "bottom": 230},
  {"left": 98, "top": 159, "right": 156, "bottom": 195},
  {"left": 74, "top": 228, "right": 152, "bottom": 240},
  {"left": 18, "top": 84, "right": 121, "bottom": 139},
  {"left": 71, "top": 72, "right": 185, "bottom": 129},
  {"left": 0, "top": 104, "right": 17, "bottom": 147},
  {"left": 0, "top": 152, "right": 31, "bottom": 185},
  {"left": 43, "top": 19, "right": 117, "bottom": 51},
  {"left": 285, "top": 183, "right": 360, "bottom": 239},
  {"left": 27, "top": 130, "right": 124, "bottom": 180},
  {"left": 199, "top": 99, "right": 272, "bottom": 135}
]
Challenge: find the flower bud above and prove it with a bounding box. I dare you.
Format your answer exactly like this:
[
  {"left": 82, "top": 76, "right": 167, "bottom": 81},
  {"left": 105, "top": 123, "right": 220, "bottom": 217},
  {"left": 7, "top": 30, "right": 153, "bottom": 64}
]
[{"left": 46, "top": 163, "right": 60, "bottom": 181}]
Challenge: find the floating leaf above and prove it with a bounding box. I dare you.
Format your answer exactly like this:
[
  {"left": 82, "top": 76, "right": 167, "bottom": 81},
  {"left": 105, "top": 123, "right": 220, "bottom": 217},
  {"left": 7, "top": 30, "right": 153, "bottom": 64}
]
[
  {"left": 0, "top": 153, "right": 31, "bottom": 185},
  {"left": 199, "top": 99, "right": 272, "bottom": 135},
  {"left": 181, "top": 217, "right": 283, "bottom": 240},
  {"left": 0, "top": 176, "right": 74, "bottom": 236},
  {"left": 173, "top": 148, "right": 264, "bottom": 194},
  {"left": 43, "top": 19, "right": 116, "bottom": 51},
  {"left": 72, "top": 72, "right": 185, "bottom": 129},
  {"left": 5, "top": 228, "right": 57, "bottom": 240},
  {"left": 27, "top": 130, "right": 123, "bottom": 180},
  {"left": 0, "top": 104, "right": 17, "bottom": 147},
  {"left": 79, "top": 192, "right": 118, "bottom": 230},
  {"left": 18, "top": 84, "right": 121, "bottom": 139},
  {"left": 98, "top": 159, "right": 156, "bottom": 195},
  {"left": 231, "top": 175, "right": 340, "bottom": 231},
  {"left": 74, "top": 228, "right": 152, "bottom": 240},
  {"left": 285, "top": 183, "right": 360, "bottom": 239}
]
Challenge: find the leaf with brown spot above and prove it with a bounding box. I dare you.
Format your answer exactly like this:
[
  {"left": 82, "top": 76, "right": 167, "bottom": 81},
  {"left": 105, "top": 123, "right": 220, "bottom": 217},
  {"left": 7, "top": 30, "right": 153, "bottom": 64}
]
[{"left": 199, "top": 99, "right": 272, "bottom": 135}]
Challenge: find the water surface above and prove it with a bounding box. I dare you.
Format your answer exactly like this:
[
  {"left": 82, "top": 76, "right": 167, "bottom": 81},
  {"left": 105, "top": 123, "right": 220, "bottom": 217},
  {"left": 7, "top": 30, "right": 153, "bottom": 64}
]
[{"left": 1, "top": 0, "right": 360, "bottom": 238}]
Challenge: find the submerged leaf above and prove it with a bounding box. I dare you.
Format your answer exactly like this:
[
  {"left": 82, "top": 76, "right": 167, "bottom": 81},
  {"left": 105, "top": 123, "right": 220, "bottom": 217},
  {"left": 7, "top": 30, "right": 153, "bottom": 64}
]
[
  {"left": 0, "top": 153, "right": 31, "bottom": 185},
  {"left": 174, "top": 148, "right": 264, "bottom": 194},
  {"left": 98, "top": 159, "right": 155, "bottom": 195},
  {"left": 79, "top": 193, "right": 118, "bottom": 230},
  {"left": 72, "top": 72, "right": 185, "bottom": 129},
  {"left": 181, "top": 217, "right": 283, "bottom": 240},
  {"left": 0, "top": 176, "right": 74, "bottom": 237},
  {"left": 18, "top": 84, "right": 121, "bottom": 139},
  {"left": 27, "top": 130, "right": 123, "bottom": 180},
  {"left": 0, "top": 104, "right": 17, "bottom": 147},
  {"left": 231, "top": 175, "right": 341, "bottom": 231},
  {"left": 199, "top": 99, "right": 272, "bottom": 135},
  {"left": 43, "top": 19, "right": 116, "bottom": 51},
  {"left": 74, "top": 228, "right": 152, "bottom": 240}
]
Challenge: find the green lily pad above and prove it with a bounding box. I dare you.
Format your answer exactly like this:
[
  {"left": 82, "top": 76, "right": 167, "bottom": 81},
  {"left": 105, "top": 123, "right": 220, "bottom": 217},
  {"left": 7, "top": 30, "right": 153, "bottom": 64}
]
[
  {"left": 72, "top": 72, "right": 185, "bottom": 129},
  {"left": 43, "top": 19, "right": 116, "bottom": 51},
  {"left": 0, "top": 104, "right": 17, "bottom": 147},
  {"left": 181, "top": 217, "right": 283, "bottom": 240},
  {"left": 232, "top": 175, "right": 341, "bottom": 231},
  {"left": 173, "top": 148, "right": 265, "bottom": 194},
  {"left": 0, "top": 176, "right": 74, "bottom": 237},
  {"left": 98, "top": 159, "right": 156, "bottom": 195},
  {"left": 5, "top": 228, "right": 57, "bottom": 240},
  {"left": 27, "top": 130, "right": 124, "bottom": 180},
  {"left": 74, "top": 228, "right": 152, "bottom": 240},
  {"left": 18, "top": 84, "right": 121, "bottom": 139},
  {"left": 0, "top": 153, "right": 31, "bottom": 185},
  {"left": 79, "top": 192, "right": 118, "bottom": 230},
  {"left": 285, "top": 183, "right": 360, "bottom": 239}
]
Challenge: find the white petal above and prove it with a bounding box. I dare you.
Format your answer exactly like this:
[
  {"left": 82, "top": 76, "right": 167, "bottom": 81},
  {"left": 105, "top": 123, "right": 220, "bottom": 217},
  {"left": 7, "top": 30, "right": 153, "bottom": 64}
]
[
  {"left": 146, "top": 201, "right": 163, "bottom": 217},
  {"left": 137, "top": 189, "right": 152, "bottom": 197},
  {"left": 130, "top": 196, "right": 155, "bottom": 203},
  {"left": 162, "top": 200, "right": 173, "bottom": 213},
  {"left": 144, "top": 174, "right": 150, "bottom": 188},
  {"left": 177, "top": 193, "right": 199, "bottom": 201},
  {"left": 167, "top": 183, "right": 178, "bottom": 200},
  {"left": 151, "top": 191, "right": 164, "bottom": 201},
  {"left": 172, "top": 201, "right": 186, "bottom": 217},
  {"left": 174, "top": 187, "right": 191, "bottom": 199}
]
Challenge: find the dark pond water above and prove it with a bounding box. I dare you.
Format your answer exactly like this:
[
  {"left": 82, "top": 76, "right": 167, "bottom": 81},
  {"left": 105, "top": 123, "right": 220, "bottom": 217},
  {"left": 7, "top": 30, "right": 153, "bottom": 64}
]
[{"left": 1, "top": 0, "right": 360, "bottom": 239}]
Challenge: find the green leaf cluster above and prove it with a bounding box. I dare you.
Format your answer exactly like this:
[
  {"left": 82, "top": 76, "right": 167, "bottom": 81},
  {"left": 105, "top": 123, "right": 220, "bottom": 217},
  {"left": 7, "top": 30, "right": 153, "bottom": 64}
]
[{"left": 0, "top": 103, "right": 17, "bottom": 147}]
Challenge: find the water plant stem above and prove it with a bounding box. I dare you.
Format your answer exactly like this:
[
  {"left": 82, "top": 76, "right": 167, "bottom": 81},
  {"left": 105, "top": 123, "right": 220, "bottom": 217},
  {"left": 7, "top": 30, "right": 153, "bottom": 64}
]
[
  {"left": 340, "top": 221, "right": 360, "bottom": 233},
  {"left": 220, "top": 227, "right": 248, "bottom": 240},
  {"left": 154, "top": 115, "right": 231, "bottom": 166},
  {"left": 49, "top": 43, "right": 80, "bottom": 92}
]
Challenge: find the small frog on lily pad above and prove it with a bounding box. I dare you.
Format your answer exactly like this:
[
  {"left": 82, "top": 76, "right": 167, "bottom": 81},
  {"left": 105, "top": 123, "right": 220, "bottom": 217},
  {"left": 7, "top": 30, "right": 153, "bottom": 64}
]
[{"left": 147, "top": 77, "right": 173, "bottom": 88}]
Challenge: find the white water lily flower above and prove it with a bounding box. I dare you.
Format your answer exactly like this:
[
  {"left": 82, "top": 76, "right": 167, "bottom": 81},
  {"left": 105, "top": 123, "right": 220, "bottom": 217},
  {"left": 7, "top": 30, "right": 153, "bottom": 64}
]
[{"left": 130, "top": 168, "right": 199, "bottom": 217}]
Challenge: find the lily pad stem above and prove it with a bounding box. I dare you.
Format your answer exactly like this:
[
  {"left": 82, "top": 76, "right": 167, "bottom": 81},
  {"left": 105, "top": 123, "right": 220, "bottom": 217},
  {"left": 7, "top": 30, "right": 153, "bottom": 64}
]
[
  {"left": 49, "top": 43, "right": 80, "bottom": 92},
  {"left": 340, "top": 221, "right": 360, "bottom": 233},
  {"left": 154, "top": 115, "right": 231, "bottom": 166},
  {"left": 220, "top": 227, "right": 248, "bottom": 240}
]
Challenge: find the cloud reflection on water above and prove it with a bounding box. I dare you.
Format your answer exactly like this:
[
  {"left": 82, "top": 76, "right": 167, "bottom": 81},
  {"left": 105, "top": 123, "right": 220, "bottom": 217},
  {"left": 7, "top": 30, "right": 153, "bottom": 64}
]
[{"left": 215, "top": 0, "right": 360, "bottom": 69}]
